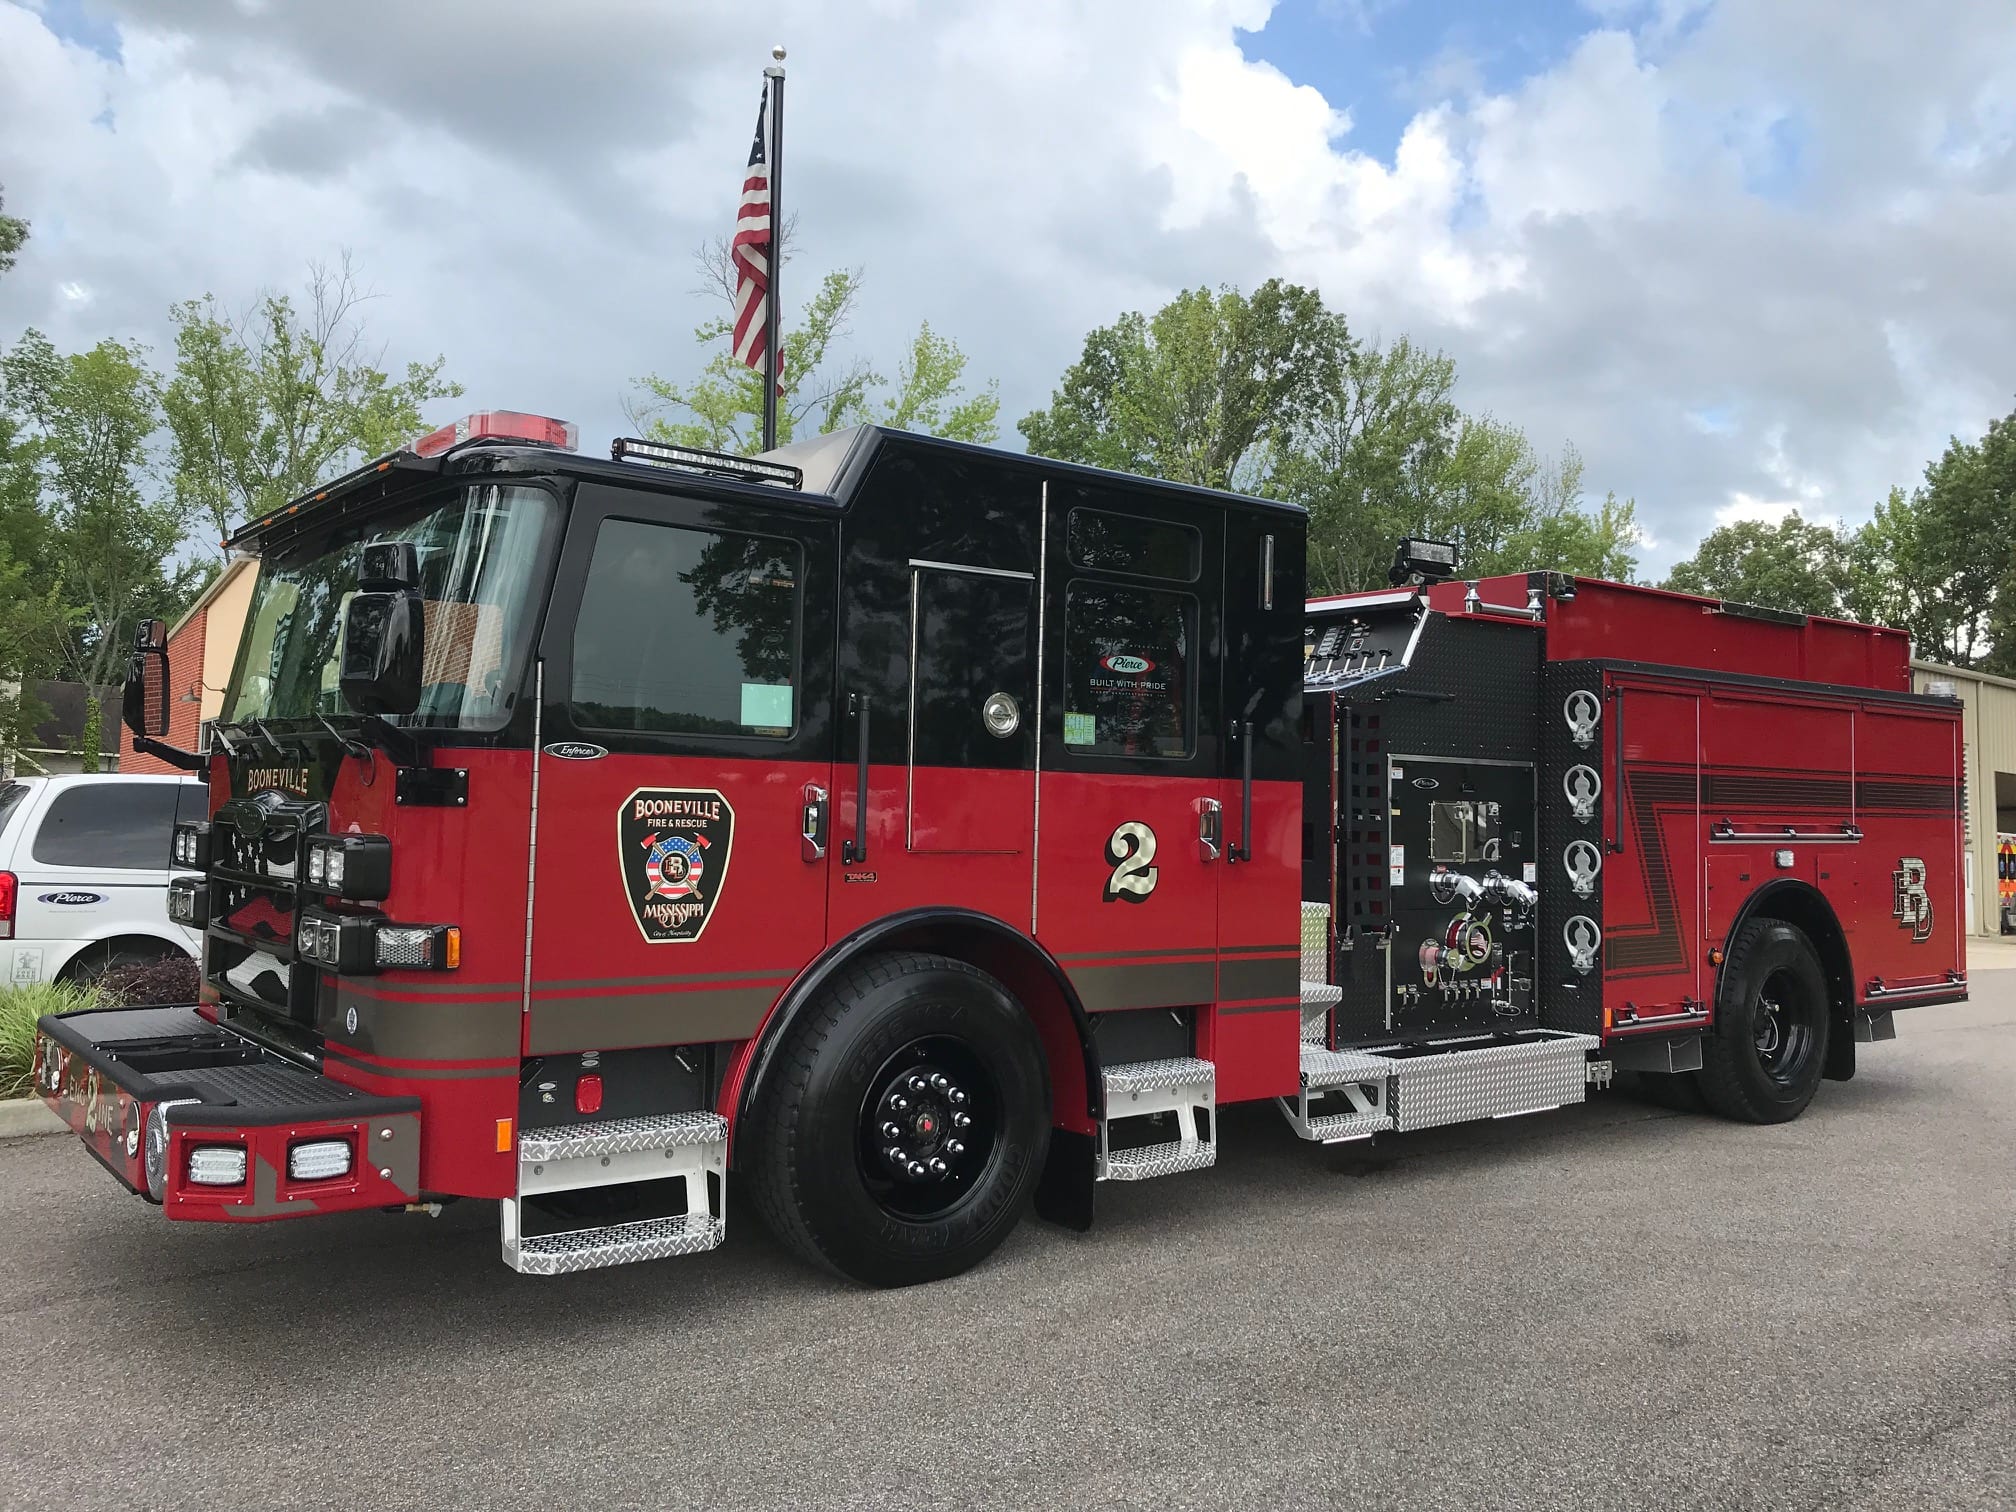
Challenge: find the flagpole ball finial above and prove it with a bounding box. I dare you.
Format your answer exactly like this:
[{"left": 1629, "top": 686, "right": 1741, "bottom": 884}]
[{"left": 771, "top": 44, "right": 786, "bottom": 61}]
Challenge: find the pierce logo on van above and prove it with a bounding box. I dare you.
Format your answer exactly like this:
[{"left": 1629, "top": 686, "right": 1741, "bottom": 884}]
[
  {"left": 38, "top": 891, "right": 104, "bottom": 906},
  {"left": 1100, "top": 653, "right": 1155, "bottom": 675}
]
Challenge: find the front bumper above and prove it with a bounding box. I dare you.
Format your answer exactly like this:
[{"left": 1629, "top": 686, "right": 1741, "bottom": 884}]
[{"left": 34, "top": 1004, "right": 422, "bottom": 1222}]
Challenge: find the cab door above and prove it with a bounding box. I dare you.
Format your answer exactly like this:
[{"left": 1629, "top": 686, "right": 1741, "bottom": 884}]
[
  {"left": 527, "top": 482, "right": 836, "bottom": 1058},
  {"left": 1033, "top": 482, "right": 1224, "bottom": 1017}
]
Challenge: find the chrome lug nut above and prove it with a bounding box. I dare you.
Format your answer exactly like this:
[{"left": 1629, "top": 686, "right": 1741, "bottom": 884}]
[
  {"left": 948, "top": 1089, "right": 968, "bottom": 1105},
  {"left": 945, "top": 1139, "right": 965, "bottom": 1156},
  {"left": 907, "top": 1160, "right": 928, "bottom": 1179},
  {"left": 952, "top": 1111, "right": 972, "bottom": 1129},
  {"left": 929, "top": 1073, "right": 949, "bottom": 1091},
  {"left": 928, "top": 1157, "right": 949, "bottom": 1175},
  {"left": 907, "top": 1075, "right": 927, "bottom": 1093},
  {"left": 889, "top": 1094, "right": 909, "bottom": 1112},
  {"left": 881, "top": 1121, "right": 903, "bottom": 1141}
]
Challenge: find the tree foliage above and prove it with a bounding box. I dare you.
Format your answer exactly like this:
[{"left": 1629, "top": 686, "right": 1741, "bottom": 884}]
[
  {"left": 632, "top": 251, "right": 999, "bottom": 453},
  {"left": 0, "top": 330, "right": 205, "bottom": 693},
  {"left": 163, "top": 257, "right": 460, "bottom": 548},
  {"left": 1663, "top": 512, "right": 1852, "bottom": 616},
  {"left": 0, "top": 187, "right": 26, "bottom": 279},
  {"left": 1020, "top": 280, "right": 1336, "bottom": 491},
  {"left": 1025, "top": 283, "right": 1640, "bottom": 591}
]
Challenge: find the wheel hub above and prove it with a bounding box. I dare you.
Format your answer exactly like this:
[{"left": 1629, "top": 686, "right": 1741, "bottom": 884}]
[{"left": 874, "top": 1063, "right": 976, "bottom": 1184}]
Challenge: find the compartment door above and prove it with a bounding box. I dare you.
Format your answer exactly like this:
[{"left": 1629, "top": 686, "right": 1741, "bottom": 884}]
[{"left": 1603, "top": 680, "right": 1704, "bottom": 1015}]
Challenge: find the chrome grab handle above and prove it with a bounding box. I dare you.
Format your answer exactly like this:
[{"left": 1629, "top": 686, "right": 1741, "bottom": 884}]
[
  {"left": 1197, "top": 797, "right": 1222, "bottom": 862},
  {"left": 801, "top": 784, "right": 829, "bottom": 862}
]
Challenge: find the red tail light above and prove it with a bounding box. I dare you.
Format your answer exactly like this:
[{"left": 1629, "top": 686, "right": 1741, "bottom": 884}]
[
  {"left": 0, "top": 870, "right": 15, "bottom": 940},
  {"left": 574, "top": 1073, "right": 603, "bottom": 1116}
]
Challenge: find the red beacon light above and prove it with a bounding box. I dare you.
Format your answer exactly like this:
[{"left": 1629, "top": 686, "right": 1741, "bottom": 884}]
[{"left": 411, "top": 411, "right": 579, "bottom": 458}]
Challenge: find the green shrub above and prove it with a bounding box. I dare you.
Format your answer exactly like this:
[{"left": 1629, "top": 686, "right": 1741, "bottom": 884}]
[{"left": 0, "top": 981, "right": 100, "bottom": 1100}]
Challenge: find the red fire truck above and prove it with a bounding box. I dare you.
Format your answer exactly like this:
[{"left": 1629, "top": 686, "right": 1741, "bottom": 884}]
[{"left": 34, "top": 413, "right": 1967, "bottom": 1286}]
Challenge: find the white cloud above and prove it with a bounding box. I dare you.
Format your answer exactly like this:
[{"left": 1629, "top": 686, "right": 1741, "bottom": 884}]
[{"left": 0, "top": 0, "right": 2011, "bottom": 581}]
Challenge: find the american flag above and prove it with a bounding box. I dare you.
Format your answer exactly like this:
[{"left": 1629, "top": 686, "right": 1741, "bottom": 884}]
[{"left": 730, "top": 87, "right": 773, "bottom": 375}]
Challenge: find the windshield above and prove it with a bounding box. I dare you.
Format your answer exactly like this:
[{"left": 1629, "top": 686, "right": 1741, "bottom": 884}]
[{"left": 224, "top": 482, "right": 559, "bottom": 729}]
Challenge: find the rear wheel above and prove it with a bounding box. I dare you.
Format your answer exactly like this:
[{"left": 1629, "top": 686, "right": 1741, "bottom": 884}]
[
  {"left": 745, "top": 951, "right": 1050, "bottom": 1287},
  {"left": 59, "top": 939, "right": 170, "bottom": 989},
  {"left": 1697, "top": 918, "right": 1830, "bottom": 1124}
]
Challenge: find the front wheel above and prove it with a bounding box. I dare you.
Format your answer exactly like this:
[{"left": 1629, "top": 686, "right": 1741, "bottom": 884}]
[
  {"left": 744, "top": 951, "right": 1050, "bottom": 1287},
  {"left": 1697, "top": 918, "right": 1831, "bottom": 1124}
]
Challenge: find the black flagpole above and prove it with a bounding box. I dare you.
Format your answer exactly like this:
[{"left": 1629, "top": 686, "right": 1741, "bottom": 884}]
[{"left": 761, "top": 47, "right": 786, "bottom": 453}]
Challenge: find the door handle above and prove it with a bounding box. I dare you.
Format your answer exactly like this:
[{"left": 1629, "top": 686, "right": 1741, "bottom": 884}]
[
  {"left": 1228, "top": 720, "right": 1254, "bottom": 864},
  {"left": 801, "top": 784, "right": 829, "bottom": 862},
  {"left": 843, "top": 694, "right": 871, "bottom": 865},
  {"left": 1196, "top": 797, "right": 1222, "bottom": 862}
]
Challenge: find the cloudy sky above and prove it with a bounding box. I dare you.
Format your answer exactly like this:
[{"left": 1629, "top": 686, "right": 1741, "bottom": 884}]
[{"left": 2, "top": 0, "right": 2012, "bottom": 573}]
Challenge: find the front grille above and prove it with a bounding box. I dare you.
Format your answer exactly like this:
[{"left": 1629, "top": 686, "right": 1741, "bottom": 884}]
[{"left": 204, "top": 792, "right": 327, "bottom": 1029}]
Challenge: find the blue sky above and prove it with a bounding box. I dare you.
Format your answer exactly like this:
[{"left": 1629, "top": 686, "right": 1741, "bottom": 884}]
[{"left": 1243, "top": 0, "right": 1592, "bottom": 161}]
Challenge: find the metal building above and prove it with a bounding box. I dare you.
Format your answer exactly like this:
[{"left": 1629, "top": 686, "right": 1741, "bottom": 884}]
[{"left": 1913, "top": 660, "right": 2016, "bottom": 935}]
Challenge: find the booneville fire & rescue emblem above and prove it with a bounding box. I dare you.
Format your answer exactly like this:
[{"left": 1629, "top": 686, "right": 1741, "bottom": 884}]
[{"left": 619, "top": 787, "right": 735, "bottom": 943}]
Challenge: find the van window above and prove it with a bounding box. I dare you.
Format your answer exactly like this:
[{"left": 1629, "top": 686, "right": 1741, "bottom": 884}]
[
  {"left": 0, "top": 782, "right": 29, "bottom": 836},
  {"left": 31, "top": 784, "right": 183, "bottom": 870}
]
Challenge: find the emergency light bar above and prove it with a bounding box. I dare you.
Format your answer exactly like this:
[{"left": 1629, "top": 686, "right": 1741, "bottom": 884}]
[
  {"left": 412, "top": 411, "right": 579, "bottom": 458},
  {"left": 611, "top": 436, "right": 804, "bottom": 490}
]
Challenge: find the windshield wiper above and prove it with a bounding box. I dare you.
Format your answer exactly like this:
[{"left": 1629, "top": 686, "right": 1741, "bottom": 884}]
[
  {"left": 249, "top": 719, "right": 289, "bottom": 757},
  {"left": 318, "top": 716, "right": 372, "bottom": 761}
]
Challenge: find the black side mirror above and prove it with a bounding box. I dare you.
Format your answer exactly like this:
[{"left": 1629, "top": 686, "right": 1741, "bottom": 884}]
[
  {"left": 122, "top": 618, "right": 170, "bottom": 738},
  {"left": 339, "top": 590, "right": 424, "bottom": 716},
  {"left": 360, "top": 540, "right": 420, "bottom": 591}
]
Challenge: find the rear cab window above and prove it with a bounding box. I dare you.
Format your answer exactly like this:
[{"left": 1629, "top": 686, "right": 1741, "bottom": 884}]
[{"left": 30, "top": 784, "right": 186, "bottom": 870}]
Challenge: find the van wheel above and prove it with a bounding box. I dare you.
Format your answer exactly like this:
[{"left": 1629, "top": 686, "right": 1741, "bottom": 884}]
[
  {"left": 1697, "top": 918, "right": 1830, "bottom": 1124},
  {"left": 60, "top": 940, "right": 169, "bottom": 989},
  {"left": 745, "top": 951, "right": 1049, "bottom": 1287}
]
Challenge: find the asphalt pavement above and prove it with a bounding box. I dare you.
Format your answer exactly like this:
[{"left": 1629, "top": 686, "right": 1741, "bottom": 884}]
[{"left": 2, "top": 981, "right": 2011, "bottom": 1512}]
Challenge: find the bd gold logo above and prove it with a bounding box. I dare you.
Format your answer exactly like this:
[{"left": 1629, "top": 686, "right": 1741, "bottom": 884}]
[{"left": 619, "top": 788, "right": 735, "bottom": 943}]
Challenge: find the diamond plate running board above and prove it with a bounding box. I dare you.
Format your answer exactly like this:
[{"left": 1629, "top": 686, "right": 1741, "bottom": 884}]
[
  {"left": 1096, "top": 1057, "right": 1215, "bottom": 1181},
  {"left": 504, "top": 1111, "right": 728, "bottom": 1274}
]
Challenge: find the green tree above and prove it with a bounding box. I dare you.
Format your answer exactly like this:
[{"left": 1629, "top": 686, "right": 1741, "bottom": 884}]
[
  {"left": 1019, "top": 279, "right": 1339, "bottom": 491},
  {"left": 1664, "top": 511, "right": 1851, "bottom": 615},
  {"left": 0, "top": 330, "right": 206, "bottom": 695},
  {"left": 632, "top": 261, "right": 998, "bottom": 452},
  {"left": 163, "top": 257, "right": 461, "bottom": 549},
  {"left": 0, "top": 188, "right": 26, "bottom": 278}
]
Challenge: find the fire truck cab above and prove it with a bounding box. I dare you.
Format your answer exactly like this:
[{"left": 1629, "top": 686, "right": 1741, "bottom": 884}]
[{"left": 35, "top": 415, "right": 1967, "bottom": 1287}]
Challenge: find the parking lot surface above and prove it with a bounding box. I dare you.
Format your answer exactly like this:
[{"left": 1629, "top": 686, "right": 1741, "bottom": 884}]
[{"left": 2, "top": 981, "right": 2011, "bottom": 1512}]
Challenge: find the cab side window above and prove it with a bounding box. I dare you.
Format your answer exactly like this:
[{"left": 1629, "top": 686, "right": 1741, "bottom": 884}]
[
  {"left": 1062, "top": 580, "right": 1197, "bottom": 760},
  {"left": 32, "top": 784, "right": 182, "bottom": 869},
  {"left": 570, "top": 518, "right": 802, "bottom": 738}
]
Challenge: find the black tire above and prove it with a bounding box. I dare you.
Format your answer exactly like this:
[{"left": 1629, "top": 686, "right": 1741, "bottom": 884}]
[
  {"left": 1697, "top": 918, "right": 1831, "bottom": 1124},
  {"left": 744, "top": 950, "right": 1050, "bottom": 1287},
  {"left": 1629, "top": 1069, "right": 1705, "bottom": 1113}
]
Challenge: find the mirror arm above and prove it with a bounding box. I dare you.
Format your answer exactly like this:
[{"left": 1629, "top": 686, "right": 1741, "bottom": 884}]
[
  {"left": 129, "top": 734, "right": 207, "bottom": 774},
  {"left": 357, "top": 714, "right": 422, "bottom": 768}
]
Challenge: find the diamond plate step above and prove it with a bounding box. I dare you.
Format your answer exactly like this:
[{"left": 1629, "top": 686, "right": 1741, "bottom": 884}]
[
  {"left": 1387, "top": 1031, "right": 1600, "bottom": 1133},
  {"left": 1098, "top": 1138, "right": 1216, "bottom": 1181},
  {"left": 519, "top": 1111, "right": 726, "bottom": 1163},
  {"left": 1300, "top": 1044, "right": 1391, "bottom": 1089},
  {"left": 1304, "top": 1109, "right": 1390, "bottom": 1142},
  {"left": 505, "top": 1213, "right": 725, "bottom": 1275},
  {"left": 1300, "top": 980, "right": 1343, "bottom": 1008},
  {"left": 1102, "top": 1056, "right": 1214, "bottom": 1097}
]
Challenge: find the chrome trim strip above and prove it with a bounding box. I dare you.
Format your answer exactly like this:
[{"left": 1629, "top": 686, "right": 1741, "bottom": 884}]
[{"left": 906, "top": 557, "right": 1035, "bottom": 581}]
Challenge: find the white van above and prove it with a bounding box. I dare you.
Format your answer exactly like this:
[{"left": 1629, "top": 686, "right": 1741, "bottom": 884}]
[{"left": 0, "top": 773, "right": 205, "bottom": 986}]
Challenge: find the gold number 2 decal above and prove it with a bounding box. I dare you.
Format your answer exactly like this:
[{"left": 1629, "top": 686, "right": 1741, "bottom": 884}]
[{"left": 1103, "top": 821, "right": 1159, "bottom": 903}]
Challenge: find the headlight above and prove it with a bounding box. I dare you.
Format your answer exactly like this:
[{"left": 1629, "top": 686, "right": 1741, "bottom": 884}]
[
  {"left": 303, "top": 835, "right": 389, "bottom": 899},
  {"left": 288, "top": 1139, "right": 352, "bottom": 1181},
  {"left": 187, "top": 1145, "right": 248, "bottom": 1187},
  {"left": 373, "top": 924, "right": 460, "bottom": 971},
  {"left": 296, "top": 910, "right": 380, "bottom": 973},
  {"left": 144, "top": 1098, "right": 199, "bottom": 1201}
]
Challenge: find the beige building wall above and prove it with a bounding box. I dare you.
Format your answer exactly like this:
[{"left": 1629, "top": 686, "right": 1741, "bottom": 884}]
[
  {"left": 1913, "top": 660, "right": 2016, "bottom": 937},
  {"left": 196, "top": 556, "right": 259, "bottom": 722}
]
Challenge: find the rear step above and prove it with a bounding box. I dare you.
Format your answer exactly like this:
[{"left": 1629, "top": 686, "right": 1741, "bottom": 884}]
[
  {"left": 502, "top": 1111, "right": 727, "bottom": 1275},
  {"left": 1097, "top": 1057, "right": 1216, "bottom": 1181},
  {"left": 1277, "top": 1032, "right": 1600, "bottom": 1143}
]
